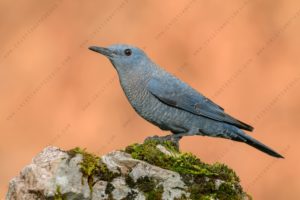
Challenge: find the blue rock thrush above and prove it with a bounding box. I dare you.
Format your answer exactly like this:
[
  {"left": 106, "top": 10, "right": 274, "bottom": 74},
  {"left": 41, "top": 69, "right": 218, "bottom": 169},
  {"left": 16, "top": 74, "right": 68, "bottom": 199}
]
[{"left": 89, "top": 44, "right": 283, "bottom": 158}]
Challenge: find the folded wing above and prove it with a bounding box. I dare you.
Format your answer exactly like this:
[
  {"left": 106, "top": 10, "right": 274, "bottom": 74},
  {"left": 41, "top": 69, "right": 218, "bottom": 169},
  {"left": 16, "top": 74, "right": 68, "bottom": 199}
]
[{"left": 147, "top": 77, "right": 253, "bottom": 131}]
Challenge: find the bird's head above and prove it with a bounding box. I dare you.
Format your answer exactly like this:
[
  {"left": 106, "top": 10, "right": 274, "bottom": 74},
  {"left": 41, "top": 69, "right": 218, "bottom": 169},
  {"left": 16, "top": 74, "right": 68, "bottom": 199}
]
[{"left": 89, "top": 44, "right": 151, "bottom": 74}]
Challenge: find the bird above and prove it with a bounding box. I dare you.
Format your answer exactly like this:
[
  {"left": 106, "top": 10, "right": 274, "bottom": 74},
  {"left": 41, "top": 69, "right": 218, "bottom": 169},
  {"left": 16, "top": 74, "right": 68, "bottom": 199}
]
[{"left": 89, "top": 44, "right": 283, "bottom": 158}]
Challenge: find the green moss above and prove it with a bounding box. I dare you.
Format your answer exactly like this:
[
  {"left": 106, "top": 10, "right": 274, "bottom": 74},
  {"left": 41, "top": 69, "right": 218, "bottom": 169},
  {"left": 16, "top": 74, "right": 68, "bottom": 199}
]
[
  {"left": 136, "top": 176, "right": 156, "bottom": 192},
  {"left": 124, "top": 175, "right": 164, "bottom": 200},
  {"left": 125, "top": 174, "right": 136, "bottom": 188},
  {"left": 125, "top": 139, "right": 249, "bottom": 200},
  {"left": 144, "top": 185, "right": 163, "bottom": 200},
  {"left": 136, "top": 176, "right": 163, "bottom": 200},
  {"left": 210, "top": 163, "right": 239, "bottom": 183},
  {"left": 67, "top": 147, "right": 99, "bottom": 178},
  {"left": 125, "top": 140, "right": 235, "bottom": 178},
  {"left": 216, "top": 182, "right": 238, "bottom": 200},
  {"left": 199, "top": 194, "right": 217, "bottom": 200},
  {"left": 97, "top": 161, "right": 120, "bottom": 182},
  {"left": 67, "top": 147, "right": 120, "bottom": 191},
  {"left": 160, "top": 139, "right": 180, "bottom": 153},
  {"left": 186, "top": 181, "right": 244, "bottom": 200},
  {"left": 54, "top": 186, "right": 66, "bottom": 200}
]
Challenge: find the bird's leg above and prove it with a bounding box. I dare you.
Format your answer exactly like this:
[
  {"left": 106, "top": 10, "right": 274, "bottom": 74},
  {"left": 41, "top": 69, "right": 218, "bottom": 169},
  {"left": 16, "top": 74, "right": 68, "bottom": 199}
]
[
  {"left": 145, "top": 128, "right": 200, "bottom": 150},
  {"left": 170, "top": 128, "right": 200, "bottom": 147}
]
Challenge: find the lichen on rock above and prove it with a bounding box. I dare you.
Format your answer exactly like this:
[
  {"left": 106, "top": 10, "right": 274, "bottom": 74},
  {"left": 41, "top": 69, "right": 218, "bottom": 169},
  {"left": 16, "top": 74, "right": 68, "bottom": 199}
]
[{"left": 6, "top": 139, "right": 252, "bottom": 200}]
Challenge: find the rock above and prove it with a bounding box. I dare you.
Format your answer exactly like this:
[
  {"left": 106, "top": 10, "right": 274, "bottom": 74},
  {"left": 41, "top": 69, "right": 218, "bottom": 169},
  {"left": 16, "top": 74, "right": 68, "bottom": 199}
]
[{"left": 6, "top": 140, "right": 252, "bottom": 200}]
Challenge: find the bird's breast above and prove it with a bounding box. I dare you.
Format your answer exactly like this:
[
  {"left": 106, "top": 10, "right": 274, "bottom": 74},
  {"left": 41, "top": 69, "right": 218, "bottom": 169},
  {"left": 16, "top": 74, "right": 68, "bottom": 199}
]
[
  {"left": 119, "top": 75, "right": 163, "bottom": 118},
  {"left": 117, "top": 70, "right": 188, "bottom": 132}
]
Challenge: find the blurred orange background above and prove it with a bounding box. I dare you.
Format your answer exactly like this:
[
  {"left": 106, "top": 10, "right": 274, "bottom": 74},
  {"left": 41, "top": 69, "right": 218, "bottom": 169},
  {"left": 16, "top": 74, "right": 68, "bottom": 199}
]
[{"left": 1, "top": 0, "right": 300, "bottom": 199}]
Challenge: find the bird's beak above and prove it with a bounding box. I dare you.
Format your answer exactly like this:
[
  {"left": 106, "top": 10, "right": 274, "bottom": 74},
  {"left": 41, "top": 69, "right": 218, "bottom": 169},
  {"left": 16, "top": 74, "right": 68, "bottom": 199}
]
[{"left": 89, "top": 46, "right": 114, "bottom": 58}]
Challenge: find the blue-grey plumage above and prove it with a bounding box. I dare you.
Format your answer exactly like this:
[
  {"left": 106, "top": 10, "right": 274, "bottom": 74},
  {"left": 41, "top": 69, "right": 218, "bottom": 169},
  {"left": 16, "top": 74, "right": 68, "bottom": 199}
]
[{"left": 89, "top": 44, "right": 283, "bottom": 158}]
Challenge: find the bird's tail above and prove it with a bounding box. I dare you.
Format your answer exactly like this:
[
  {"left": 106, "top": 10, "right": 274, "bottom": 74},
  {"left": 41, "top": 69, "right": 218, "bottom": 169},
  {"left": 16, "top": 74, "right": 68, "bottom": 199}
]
[{"left": 232, "top": 130, "right": 284, "bottom": 158}]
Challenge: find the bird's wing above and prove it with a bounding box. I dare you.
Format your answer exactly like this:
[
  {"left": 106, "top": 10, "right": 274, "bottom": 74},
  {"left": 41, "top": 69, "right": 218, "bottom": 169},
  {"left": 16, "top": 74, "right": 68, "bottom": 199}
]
[{"left": 147, "top": 77, "right": 253, "bottom": 131}]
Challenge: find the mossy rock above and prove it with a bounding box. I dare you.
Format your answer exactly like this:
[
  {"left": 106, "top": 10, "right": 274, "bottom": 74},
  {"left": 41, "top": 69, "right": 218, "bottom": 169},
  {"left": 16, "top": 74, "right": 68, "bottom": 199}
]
[
  {"left": 65, "top": 139, "right": 251, "bottom": 200},
  {"left": 6, "top": 142, "right": 251, "bottom": 200},
  {"left": 125, "top": 139, "right": 251, "bottom": 200}
]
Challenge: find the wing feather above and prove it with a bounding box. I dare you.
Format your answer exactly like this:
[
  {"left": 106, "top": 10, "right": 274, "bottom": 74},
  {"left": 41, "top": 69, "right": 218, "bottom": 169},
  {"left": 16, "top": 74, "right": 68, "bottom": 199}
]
[{"left": 147, "top": 77, "right": 253, "bottom": 131}]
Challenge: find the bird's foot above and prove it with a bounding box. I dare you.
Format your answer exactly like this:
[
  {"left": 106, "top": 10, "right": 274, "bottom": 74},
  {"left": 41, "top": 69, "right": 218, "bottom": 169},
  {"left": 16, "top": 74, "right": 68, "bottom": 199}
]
[{"left": 145, "top": 134, "right": 182, "bottom": 150}]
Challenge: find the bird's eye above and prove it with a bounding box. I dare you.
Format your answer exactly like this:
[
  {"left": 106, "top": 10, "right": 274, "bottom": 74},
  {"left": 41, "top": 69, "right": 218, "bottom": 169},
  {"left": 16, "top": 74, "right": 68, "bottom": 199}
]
[{"left": 124, "top": 49, "right": 132, "bottom": 56}]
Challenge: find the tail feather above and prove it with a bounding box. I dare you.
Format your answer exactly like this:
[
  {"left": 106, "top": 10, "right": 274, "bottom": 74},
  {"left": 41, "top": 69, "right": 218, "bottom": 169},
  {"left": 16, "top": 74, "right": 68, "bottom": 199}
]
[
  {"left": 233, "top": 131, "right": 284, "bottom": 158},
  {"left": 224, "top": 113, "right": 254, "bottom": 131}
]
